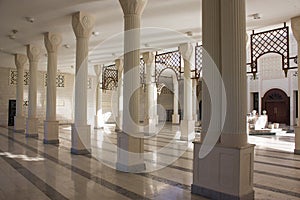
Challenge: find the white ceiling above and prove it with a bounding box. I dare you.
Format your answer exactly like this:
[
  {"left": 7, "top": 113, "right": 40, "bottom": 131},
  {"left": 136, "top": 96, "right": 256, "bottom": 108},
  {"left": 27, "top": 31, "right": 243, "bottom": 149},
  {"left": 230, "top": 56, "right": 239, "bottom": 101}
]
[{"left": 0, "top": 0, "right": 299, "bottom": 74}]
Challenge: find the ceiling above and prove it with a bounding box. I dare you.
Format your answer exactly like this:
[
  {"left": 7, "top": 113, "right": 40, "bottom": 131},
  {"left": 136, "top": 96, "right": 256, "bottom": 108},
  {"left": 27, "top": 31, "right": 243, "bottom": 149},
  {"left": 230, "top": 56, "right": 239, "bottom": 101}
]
[{"left": 0, "top": 0, "right": 299, "bottom": 74}]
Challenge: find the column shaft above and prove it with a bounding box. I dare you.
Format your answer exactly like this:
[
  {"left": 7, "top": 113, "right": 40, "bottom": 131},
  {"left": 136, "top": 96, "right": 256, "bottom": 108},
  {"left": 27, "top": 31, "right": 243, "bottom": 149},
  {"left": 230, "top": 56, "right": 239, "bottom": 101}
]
[
  {"left": 172, "top": 75, "right": 180, "bottom": 124},
  {"left": 94, "top": 64, "right": 104, "bottom": 129},
  {"left": 115, "top": 59, "right": 123, "bottom": 131}
]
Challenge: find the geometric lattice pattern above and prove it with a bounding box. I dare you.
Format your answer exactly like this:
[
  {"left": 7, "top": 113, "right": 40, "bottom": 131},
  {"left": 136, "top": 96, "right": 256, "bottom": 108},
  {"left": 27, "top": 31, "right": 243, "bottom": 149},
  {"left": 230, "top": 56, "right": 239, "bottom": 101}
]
[
  {"left": 155, "top": 50, "right": 181, "bottom": 82},
  {"left": 194, "top": 45, "right": 202, "bottom": 79},
  {"left": 9, "top": 70, "right": 18, "bottom": 85},
  {"left": 44, "top": 73, "right": 65, "bottom": 88},
  {"left": 140, "top": 58, "right": 146, "bottom": 84},
  {"left": 250, "top": 26, "right": 289, "bottom": 76},
  {"left": 102, "top": 64, "right": 118, "bottom": 90},
  {"left": 9, "top": 70, "right": 30, "bottom": 86}
]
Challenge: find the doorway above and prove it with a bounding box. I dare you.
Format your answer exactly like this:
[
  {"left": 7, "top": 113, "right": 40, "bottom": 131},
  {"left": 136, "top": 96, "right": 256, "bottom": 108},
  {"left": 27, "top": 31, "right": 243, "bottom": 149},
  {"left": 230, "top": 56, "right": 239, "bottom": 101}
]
[
  {"left": 262, "top": 89, "right": 290, "bottom": 125},
  {"left": 8, "top": 99, "right": 16, "bottom": 126}
]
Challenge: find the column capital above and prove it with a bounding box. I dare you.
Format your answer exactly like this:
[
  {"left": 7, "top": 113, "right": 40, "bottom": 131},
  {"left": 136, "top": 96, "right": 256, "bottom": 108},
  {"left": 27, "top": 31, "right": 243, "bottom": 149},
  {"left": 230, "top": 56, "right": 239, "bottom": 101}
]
[
  {"left": 142, "top": 51, "right": 154, "bottom": 64},
  {"left": 119, "top": 0, "right": 147, "bottom": 16},
  {"left": 15, "top": 54, "right": 27, "bottom": 68},
  {"left": 93, "top": 64, "right": 103, "bottom": 77},
  {"left": 179, "top": 43, "right": 193, "bottom": 61},
  {"left": 115, "top": 59, "right": 123, "bottom": 71},
  {"left": 72, "top": 12, "right": 95, "bottom": 38},
  {"left": 292, "top": 16, "right": 300, "bottom": 42},
  {"left": 44, "top": 32, "right": 62, "bottom": 53},
  {"left": 26, "top": 44, "right": 41, "bottom": 62}
]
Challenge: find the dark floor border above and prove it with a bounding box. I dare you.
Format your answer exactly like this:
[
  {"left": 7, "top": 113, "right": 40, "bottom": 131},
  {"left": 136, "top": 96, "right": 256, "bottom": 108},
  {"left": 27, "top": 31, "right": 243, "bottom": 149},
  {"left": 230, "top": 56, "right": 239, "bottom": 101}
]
[{"left": 0, "top": 149, "right": 68, "bottom": 200}]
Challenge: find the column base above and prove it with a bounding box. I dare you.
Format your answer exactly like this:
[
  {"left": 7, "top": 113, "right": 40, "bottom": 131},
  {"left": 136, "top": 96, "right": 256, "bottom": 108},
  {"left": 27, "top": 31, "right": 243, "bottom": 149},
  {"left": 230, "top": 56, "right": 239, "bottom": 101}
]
[
  {"left": 193, "top": 114, "right": 198, "bottom": 122},
  {"left": 172, "top": 114, "right": 180, "bottom": 124},
  {"left": 14, "top": 116, "right": 25, "bottom": 132},
  {"left": 180, "top": 119, "right": 195, "bottom": 141},
  {"left": 117, "top": 132, "right": 145, "bottom": 172},
  {"left": 25, "top": 118, "right": 39, "bottom": 137},
  {"left": 71, "top": 124, "right": 91, "bottom": 155},
  {"left": 192, "top": 141, "right": 255, "bottom": 200},
  {"left": 94, "top": 115, "right": 104, "bottom": 129},
  {"left": 294, "top": 126, "right": 300, "bottom": 155},
  {"left": 44, "top": 120, "right": 59, "bottom": 144}
]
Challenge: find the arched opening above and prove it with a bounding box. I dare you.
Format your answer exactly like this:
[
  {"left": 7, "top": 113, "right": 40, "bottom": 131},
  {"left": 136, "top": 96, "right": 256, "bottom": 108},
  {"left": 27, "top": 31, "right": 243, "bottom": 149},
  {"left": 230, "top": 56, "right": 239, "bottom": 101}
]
[{"left": 262, "top": 88, "right": 290, "bottom": 125}]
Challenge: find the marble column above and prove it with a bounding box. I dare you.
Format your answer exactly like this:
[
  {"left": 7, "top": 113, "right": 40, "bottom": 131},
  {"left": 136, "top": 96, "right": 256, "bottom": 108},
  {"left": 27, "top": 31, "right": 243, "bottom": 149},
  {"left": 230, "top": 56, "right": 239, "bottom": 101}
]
[
  {"left": 94, "top": 64, "right": 104, "bottom": 129},
  {"left": 115, "top": 59, "right": 123, "bottom": 132},
  {"left": 292, "top": 16, "right": 300, "bottom": 155},
  {"left": 179, "top": 43, "right": 195, "bottom": 141},
  {"left": 172, "top": 74, "right": 180, "bottom": 124},
  {"left": 192, "top": 0, "right": 254, "bottom": 199},
  {"left": 14, "top": 54, "right": 27, "bottom": 132},
  {"left": 117, "top": 0, "right": 147, "bottom": 172},
  {"left": 71, "top": 12, "right": 95, "bottom": 155},
  {"left": 192, "top": 79, "right": 198, "bottom": 122},
  {"left": 143, "top": 52, "right": 156, "bottom": 134},
  {"left": 44, "top": 32, "right": 62, "bottom": 144},
  {"left": 25, "top": 45, "right": 41, "bottom": 137}
]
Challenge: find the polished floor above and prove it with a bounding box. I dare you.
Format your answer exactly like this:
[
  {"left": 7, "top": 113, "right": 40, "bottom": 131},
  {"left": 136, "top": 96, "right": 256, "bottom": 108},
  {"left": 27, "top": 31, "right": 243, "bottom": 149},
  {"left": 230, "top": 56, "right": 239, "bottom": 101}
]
[{"left": 0, "top": 123, "right": 299, "bottom": 200}]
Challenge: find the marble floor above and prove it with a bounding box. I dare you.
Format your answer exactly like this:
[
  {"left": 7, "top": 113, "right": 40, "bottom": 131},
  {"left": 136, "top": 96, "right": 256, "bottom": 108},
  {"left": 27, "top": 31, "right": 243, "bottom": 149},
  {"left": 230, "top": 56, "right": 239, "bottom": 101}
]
[{"left": 0, "top": 123, "right": 299, "bottom": 200}]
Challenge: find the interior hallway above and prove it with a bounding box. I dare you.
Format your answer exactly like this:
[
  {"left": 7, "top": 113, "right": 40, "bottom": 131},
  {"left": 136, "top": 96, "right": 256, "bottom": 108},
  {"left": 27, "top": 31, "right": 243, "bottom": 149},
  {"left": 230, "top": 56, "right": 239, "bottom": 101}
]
[{"left": 0, "top": 124, "right": 299, "bottom": 200}]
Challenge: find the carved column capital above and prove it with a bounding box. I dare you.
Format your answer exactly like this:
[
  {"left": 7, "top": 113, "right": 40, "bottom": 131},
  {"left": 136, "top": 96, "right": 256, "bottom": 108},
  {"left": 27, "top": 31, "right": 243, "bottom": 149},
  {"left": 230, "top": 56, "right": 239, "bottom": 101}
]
[
  {"left": 179, "top": 43, "right": 193, "bottom": 61},
  {"left": 72, "top": 12, "right": 95, "bottom": 38},
  {"left": 26, "top": 45, "right": 41, "bottom": 62},
  {"left": 292, "top": 16, "right": 300, "bottom": 42},
  {"left": 115, "top": 59, "right": 124, "bottom": 72},
  {"left": 44, "top": 32, "right": 62, "bottom": 53},
  {"left": 93, "top": 64, "right": 103, "bottom": 77},
  {"left": 119, "top": 0, "right": 147, "bottom": 16},
  {"left": 15, "top": 54, "right": 27, "bottom": 68},
  {"left": 142, "top": 52, "right": 154, "bottom": 64}
]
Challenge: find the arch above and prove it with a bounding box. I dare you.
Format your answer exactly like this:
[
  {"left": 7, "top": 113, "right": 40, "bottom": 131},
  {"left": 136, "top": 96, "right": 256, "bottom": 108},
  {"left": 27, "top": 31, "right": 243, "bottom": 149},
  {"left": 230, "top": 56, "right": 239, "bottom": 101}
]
[
  {"left": 155, "top": 50, "right": 181, "bottom": 82},
  {"left": 262, "top": 88, "right": 290, "bottom": 125},
  {"left": 250, "top": 26, "right": 290, "bottom": 76}
]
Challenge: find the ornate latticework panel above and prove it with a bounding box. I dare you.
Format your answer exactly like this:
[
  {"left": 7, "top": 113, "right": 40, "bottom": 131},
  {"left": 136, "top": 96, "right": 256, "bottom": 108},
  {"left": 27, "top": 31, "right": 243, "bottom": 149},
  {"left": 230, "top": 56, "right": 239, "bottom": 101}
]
[
  {"left": 24, "top": 72, "right": 30, "bottom": 85},
  {"left": 250, "top": 26, "right": 290, "bottom": 76},
  {"left": 9, "top": 70, "right": 18, "bottom": 85},
  {"left": 102, "top": 64, "right": 118, "bottom": 90},
  {"left": 194, "top": 45, "right": 202, "bottom": 79},
  {"left": 9, "top": 70, "right": 30, "bottom": 85},
  {"left": 160, "top": 87, "right": 173, "bottom": 95},
  {"left": 140, "top": 58, "right": 145, "bottom": 84},
  {"left": 155, "top": 50, "right": 181, "bottom": 82},
  {"left": 44, "top": 73, "right": 65, "bottom": 88}
]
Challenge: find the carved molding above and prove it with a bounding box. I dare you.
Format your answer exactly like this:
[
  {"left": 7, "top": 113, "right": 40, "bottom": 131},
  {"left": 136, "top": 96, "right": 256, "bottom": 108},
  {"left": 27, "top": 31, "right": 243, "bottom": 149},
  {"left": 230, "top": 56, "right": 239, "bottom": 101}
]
[
  {"left": 15, "top": 54, "right": 27, "bottom": 68},
  {"left": 44, "top": 32, "right": 62, "bottom": 53},
  {"left": 26, "top": 44, "right": 41, "bottom": 62},
  {"left": 292, "top": 16, "right": 300, "bottom": 42},
  {"left": 119, "top": 0, "right": 147, "bottom": 15},
  {"left": 72, "top": 12, "right": 95, "bottom": 38}
]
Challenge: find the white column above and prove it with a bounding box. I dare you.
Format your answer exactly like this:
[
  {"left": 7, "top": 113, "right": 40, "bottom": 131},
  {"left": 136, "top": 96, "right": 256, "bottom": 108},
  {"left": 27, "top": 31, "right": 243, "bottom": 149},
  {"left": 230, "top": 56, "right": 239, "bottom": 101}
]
[
  {"left": 25, "top": 45, "right": 41, "bottom": 137},
  {"left": 71, "top": 12, "right": 95, "bottom": 155},
  {"left": 192, "top": 79, "right": 198, "bottom": 122},
  {"left": 117, "top": 0, "right": 147, "bottom": 172},
  {"left": 44, "top": 32, "right": 62, "bottom": 144},
  {"left": 192, "top": 0, "right": 254, "bottom": 199},
  {"left": 115, "top": 59, "right": 123, "bottom": 132},
  {"left": 14, "top": 54, "right": 27, "bottom": 132},
  {"left": 292, "top": 16, "right": 300, "bottom": 155},
  {"left": 94, "top": 64, "right": 104, "bottom": 129},
  {"left": 179, "top": 43, "right": 195, "bottom": 141},
  {"left": 143, "top": 52, "right": 156, "bottom": 133},
  {"left": 172, "top": 74, "right": 180, "bottom": 124}
]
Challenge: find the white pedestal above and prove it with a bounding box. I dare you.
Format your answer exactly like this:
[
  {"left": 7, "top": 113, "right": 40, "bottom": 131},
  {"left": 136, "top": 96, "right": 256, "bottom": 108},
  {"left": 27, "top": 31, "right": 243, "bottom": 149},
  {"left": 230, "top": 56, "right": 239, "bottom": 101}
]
[
  {"left": 94, "top": 115, "right": 104, "bottom": 129},
  {"left": 14, "top": 116, "right": 25, "bottom": 132},
  {"left": 295, "top": 127, "right": 300, "bottom": 155},
  {"left": 25, "top": 118, "right": 39, "bottom": 137},
  {"left": 71, "top": 124, "right": 91, "bottom": 155},
  {"left": 44, "top": 120, "right": 59, "bottom": 144},
  {"left": 116, "top": 132, "right": 145, "bottom": 172},
  {"left": 172, "top": 114, "right": 180, "bottom": 124},
  {"left": 180, "top": 119, "right": 195, "bottom": 141},
  {"left": 192, "top": 141, "right": 255, "bottom": 200}
]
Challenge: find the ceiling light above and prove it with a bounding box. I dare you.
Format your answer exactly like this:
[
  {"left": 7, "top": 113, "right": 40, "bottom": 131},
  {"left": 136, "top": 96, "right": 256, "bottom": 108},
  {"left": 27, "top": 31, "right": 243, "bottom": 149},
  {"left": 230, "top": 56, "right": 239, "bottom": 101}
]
[
  {"left": 252, "top": 13, "right": 261, "bottom": 20},
  {"left": 12, "top": 29, "right": 18, "bottom": 34},
  {"left": 8, "top": 35, "right": 16, "bottom": 40},
  {"left": 185, "top": 31, "right": 193, "bottom": 37},
  {"left": 25, "top": 17, "right": 35, "bottom": 23},
  {"left": 92, "top": 31, "right": 100, "bottom": 36},
  {"left": 144, "top": 43, "right": 150, "bottom": 47}
]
